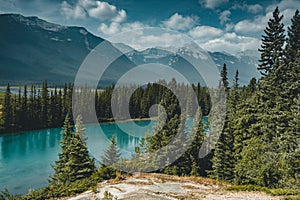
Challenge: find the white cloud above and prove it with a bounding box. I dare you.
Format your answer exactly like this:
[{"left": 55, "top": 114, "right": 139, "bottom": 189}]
[
  {"left": 98, "top": 22, "right": 120, "bottom": 35},
  {"left": 197, "top": 32, "right": 261, "bottom": 54},
  {"left": 98, "top": 21, "right": 146, "bottom": 36},
  {"left": 162, "top": 13, "right": 199, "bottom": 30},
  {"left": 266, "top": 0, "right": 300, "bottom": 13},
  {"left": 225, "top": 23, "right": 234, "bottom": 31},
  {"left": 234, "top": 16, "right": 267, "bottom": 34},
  {"left": 199, "top": 0, "right": 229, "bottom": 9},
  {"left": 232, "top": 3, "right": 263, "bottom": 14},
  {"left": 219, "top": 10, "right": 231, "bottom": 24},
  {"left": 189, "top": 26, "right": 223, "bottom": 40},
  {"left": 234, "top": 0, "right": 299, "bottom": 35},
  {"left": 61, "top": 1, "right": 87, "bottom": 19},
  {"left": 61, "top": 0, "right": 126, "bottom": 22},
  {"left": 87, "top": 1, "right": 126, "bottom": 22}
]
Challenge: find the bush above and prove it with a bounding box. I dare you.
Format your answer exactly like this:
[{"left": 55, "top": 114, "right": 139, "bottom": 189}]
[{"left": 226, "top": 185, "right": 300, "bottom": 197}]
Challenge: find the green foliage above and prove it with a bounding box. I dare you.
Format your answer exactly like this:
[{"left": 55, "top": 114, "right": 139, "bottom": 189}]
[
  {"left": 22, "top": 175, "right": 99, "bottom": 199},
  {"left": 101, "top": 135, "right": 121, "bottom": 167},
  {"left": 226, "top": 185, "right": 300, "bottom": 196},
  {"left": 103, "top": 191, "right": 117, "bottom": 200},
  {"left": 50, "top": 115, "right": 95, "bottom": 185},
  {"left": 286, "top": 10, "right": 300, "bottom": 63},
  {"left": 0, "top": 189, "right": 21, "bottom": 200},
  {"left": 220, "top": 64, "right": 229, "bottom": 91},
  {"left": 209, "top": 7, "right": 300, "bottom": 188},
  {"left": 283, "top": 195, "right": 300, "bottom": 200},
  {"left": 210, "top": 69, "right": 239, "bottom": 182},
  {"left": 1, "top": 81, "right": 212, "bottom": 134},
  {"left": 258, "top": 6, "right": 285, "bottom": 76}
]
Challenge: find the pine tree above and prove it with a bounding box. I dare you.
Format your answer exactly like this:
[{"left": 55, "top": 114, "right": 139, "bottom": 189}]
[
  {"left": 3, "top": 84, "right": 12, "bottom": 129},
  {"left": 75, "top": 115, "right": 88, "bottom": 144},
  {"left": 50, "top": 115, "right": 73, "bottom": 184},
  {"left": 41, "top": 81, "right": 49, "bottom": 127},
  {"left": 101, "top": 135, "right": 121, "bottom": 167},
  {"left": 220, "top": 63, "right": 229, "bottom": 92},
  {"left": 50, "top": 115, "right": 95, "bottom": 185},
  {"left": 282, "top": 94, "right": 300, "bottom": 186},
  {"left": 210, "top": 69, "right": 240, "bottom": 181},
  {"left": 67, "top": 118, "right": 95, "bottom": 182},
  {"left": 258, "top": 7, "right": 285, "bottom": 76},
  {"left": 285, "top": 10, "right": 300, "bottom": 63}
]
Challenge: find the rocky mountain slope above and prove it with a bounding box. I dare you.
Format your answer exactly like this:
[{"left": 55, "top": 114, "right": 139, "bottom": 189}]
[{"left": 63, "top": 173, "right": 279, "bottom": 200}]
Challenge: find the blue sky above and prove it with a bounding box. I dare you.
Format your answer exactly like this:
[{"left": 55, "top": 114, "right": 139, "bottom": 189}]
[{"left": 0, "top": 0, "right": 299, "bottom": 54}]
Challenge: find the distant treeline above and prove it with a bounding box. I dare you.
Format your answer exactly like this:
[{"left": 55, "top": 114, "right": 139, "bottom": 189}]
[{"left": 0, "top": 80, "right": 211, "bottom": 134}]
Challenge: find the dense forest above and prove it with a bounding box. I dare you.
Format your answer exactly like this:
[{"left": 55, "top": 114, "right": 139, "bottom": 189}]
[
  {"left": 0, "top": 7, "right": 299, "bottom": 200},
  {"left": 0, "top": 81, "right": 211, "bottom": 134}
]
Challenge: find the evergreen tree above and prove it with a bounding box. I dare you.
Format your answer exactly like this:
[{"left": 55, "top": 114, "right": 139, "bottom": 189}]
[
  {"left": 210, "top": 69, "right": 240, "bottom": 181},
  {"left": 285, "top": 10, "right": 300, "bottom": 63},
  {"left": 3, "top": 84, "right": 12, "bottom": 129},
  {"left": 41, "top": 81, "right": 49, "bottom": 127},
  {"left": 75, "top": 115, "right": 88, "bottom": 144},
  {"left": 67, "top": 117, "right": 95, "bottom": 182},
  {"left": 50, "top": 115, "right": 95, "bottom": 185},
  {"left": 101, "top": 135, "right": 121, "bottom": 167},
  {"left": 258, "top": 7, "right": 285, "bottom": 76},
  {"left": 50, "top": 115, "right": 73, "bottom": 185},
  {"left": 220, "top": 63, "right": 229, "bottom": 92}
]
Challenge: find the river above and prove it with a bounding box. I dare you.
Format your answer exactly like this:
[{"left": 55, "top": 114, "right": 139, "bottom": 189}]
[{"left": 0, "top": 118, "right": 199, "bottom": 195}]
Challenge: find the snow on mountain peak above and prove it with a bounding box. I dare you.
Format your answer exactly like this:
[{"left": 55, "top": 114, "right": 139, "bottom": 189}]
[{"left": 8, "top": 14, "right": 67, "bottom": 32}]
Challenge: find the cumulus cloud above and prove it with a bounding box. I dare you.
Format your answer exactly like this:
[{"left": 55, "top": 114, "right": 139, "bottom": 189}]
[
  {"left": 61, "top": 1, "right": 87, "bottom": 19},
  {"left": 232, "top": 3, "right": 263, "bottom": 14},
  {"left": 189, "top": 26, "right": 223, "bottom": 40},
  {"left": 266, "top": 0, "right": 300, "bottom": 13},
  {"left": 98, "top": 21, "right": 146, "bottom": 36},
  {"left": 98, "top": 22, "right": 121, "bottom": 35},
  {"left": 197, "top": 32, "right": 261, "bottom": 54},
  {"left": 234, "top": 0, "right": 299, "bottom": 35},
  {"left": 234, "top": 16, "right": 268, "bottom": 34},
  {"left": 162, "top": 13, "right": 199, "bottom": 30},
  {"left": 199, "top": 0, "right": 229, "bottom": 9},
  {"left": 87, "top": 1, "right": 126, "bottom": 22},
  {"left": 219, "top": 10, "right": 231, "bottom": 24},
  {"left": 61, "top": 0, "right": 126, "bottom": 22}
]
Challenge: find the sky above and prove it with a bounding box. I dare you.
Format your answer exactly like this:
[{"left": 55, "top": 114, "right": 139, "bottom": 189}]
[{"left": 0, "top": 0, "right": 299, "bottom": 54}]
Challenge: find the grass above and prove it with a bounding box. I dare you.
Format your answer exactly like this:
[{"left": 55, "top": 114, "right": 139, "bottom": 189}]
[{"left": 226, "top": 185, "right": 300, "bottom": 199}]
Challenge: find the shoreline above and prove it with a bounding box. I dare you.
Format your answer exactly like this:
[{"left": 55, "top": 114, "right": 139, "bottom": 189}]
[{"left": 0, "top": 117, "right": 158, "bottom": 136}]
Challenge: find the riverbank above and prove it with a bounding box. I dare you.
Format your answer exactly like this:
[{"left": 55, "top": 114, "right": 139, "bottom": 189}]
[{"left": 0, "top": 117, "right": 158, "bottom": 136}]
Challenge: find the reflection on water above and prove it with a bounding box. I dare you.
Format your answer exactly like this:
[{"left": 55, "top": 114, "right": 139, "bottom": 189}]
[
  {"left": 0, "top": 118, "right": 200, "bottom": 195},
  {"left": 0, "top": 120, "right": 155, "bottom": 195}
]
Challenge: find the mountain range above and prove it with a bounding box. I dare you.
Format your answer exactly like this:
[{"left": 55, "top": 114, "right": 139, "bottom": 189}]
[{"left": 0, "top": 14, "right": 260, "bottom": 86}]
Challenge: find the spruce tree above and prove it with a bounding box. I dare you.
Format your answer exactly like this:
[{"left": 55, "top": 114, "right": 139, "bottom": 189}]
[
  {"left": 285, "top": 10, "right": 300, "bottom": 63},
  {"left": 50, "top": 115, "right": 73, "bottom": 184},
  {"left": 67, "top": 118, "right": 95, "bottom": 182},
  {"left": 3, "top": 84, "right": 12, "bottom": 129},
  {"left": 101, "top": 135, "right": 121, "bottom": 167},
  {"left": 50, "top": 115, "right": 95, "bottom": 185},
  {"left": 258, "top": 7, "right": 285, "bottom": 76},
  {"left": 210, "top": 70, "right": 240, "bottom": 181},
  {"left": 220, "top": 63, "right": 229, "bottom": 92}
]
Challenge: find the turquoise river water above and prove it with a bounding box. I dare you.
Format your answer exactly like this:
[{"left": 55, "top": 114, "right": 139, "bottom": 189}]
[{"left": 0, "top": 118, "right": 198, "bottom": 195}]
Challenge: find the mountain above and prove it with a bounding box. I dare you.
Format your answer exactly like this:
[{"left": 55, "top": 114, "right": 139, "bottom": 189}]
[
  {"left": 0, "top": 14, "right": 260, "bottom": 86},
  {"left": 0, "top": 14, "right": 135, "bottom": 85},
  {"left": 125, "top": 45, "right": 260, "bottom": 86}
]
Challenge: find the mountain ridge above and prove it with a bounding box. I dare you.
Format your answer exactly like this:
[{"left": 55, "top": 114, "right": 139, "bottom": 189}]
[{"left": 0, "top": 13, "right": 260, "bottom": 86}]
